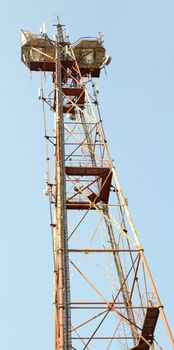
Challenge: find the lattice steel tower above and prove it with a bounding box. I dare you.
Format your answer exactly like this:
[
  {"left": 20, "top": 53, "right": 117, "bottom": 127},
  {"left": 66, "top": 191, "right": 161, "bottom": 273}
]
[{"left": 21, "top": 23, "right": 174, "bottom": 350}]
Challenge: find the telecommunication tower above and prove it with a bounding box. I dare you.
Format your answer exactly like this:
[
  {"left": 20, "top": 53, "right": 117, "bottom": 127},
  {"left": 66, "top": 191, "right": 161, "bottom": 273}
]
[{"left": 21, "top": 23, "right": 174, "bottom": 350}]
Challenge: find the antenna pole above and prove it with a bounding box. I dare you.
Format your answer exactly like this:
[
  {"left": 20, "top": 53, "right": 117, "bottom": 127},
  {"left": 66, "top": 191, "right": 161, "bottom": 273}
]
[{"left": 53, "top": 23, "right": 65, "bottom": 350}]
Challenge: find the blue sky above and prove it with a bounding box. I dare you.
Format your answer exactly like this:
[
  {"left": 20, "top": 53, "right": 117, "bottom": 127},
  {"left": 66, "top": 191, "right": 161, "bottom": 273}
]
[{"left": 1, "top": 0, "right": 174, "bottom": 349}]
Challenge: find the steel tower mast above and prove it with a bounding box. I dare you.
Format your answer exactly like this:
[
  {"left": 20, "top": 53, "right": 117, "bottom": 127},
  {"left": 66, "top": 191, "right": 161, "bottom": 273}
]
[
  {"left": 21, "top": 23, "right": 174, "bottom": 350},
  {"left": 54, "top": 24, "right": 71, "bottom": 350}
]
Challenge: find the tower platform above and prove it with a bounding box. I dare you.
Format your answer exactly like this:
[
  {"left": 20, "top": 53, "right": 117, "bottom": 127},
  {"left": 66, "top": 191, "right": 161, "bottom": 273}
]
[
  {"left": 131, "top": 307, "right": 159, "bottom": 350},
  {"left": 65, "top": 166, "right": 112, "bottom": 209}
]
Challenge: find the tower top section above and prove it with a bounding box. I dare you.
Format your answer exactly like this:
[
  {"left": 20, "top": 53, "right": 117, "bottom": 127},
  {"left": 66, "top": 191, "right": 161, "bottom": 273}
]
[{"left": 21, "top": 26, "right": 111, "bottom": 77}]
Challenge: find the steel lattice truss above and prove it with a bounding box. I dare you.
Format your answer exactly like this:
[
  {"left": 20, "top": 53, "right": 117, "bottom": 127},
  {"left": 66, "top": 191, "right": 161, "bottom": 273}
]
[{"left": 21, "top": 24, "right": 174, "bottom": 350}]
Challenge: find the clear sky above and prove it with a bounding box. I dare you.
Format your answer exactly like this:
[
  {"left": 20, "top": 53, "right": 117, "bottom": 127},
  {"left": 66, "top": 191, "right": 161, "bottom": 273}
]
[{"left": 1, "top": 0, "right": 174, "bottom": 349}]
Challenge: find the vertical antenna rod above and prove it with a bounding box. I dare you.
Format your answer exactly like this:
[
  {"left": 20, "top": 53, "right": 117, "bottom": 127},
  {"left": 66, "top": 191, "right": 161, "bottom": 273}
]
[{"left": 53, "top": 23, "right": 71, "bottom": 350}]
